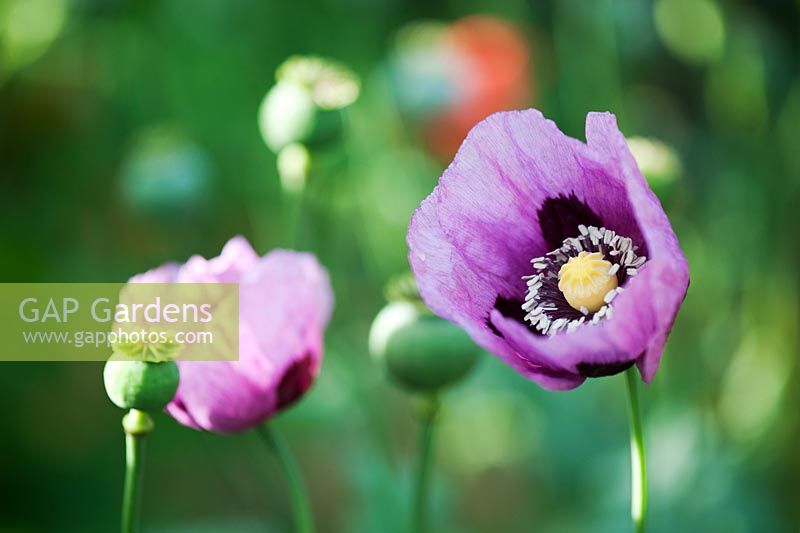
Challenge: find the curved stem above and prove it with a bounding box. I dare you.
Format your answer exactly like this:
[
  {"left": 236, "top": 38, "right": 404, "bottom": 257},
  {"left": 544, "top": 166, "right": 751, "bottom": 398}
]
[
  {"left": 412, "top": 395, "right": 439, "bottom": 533},
  {"left": 258, "top": 425, "right": 314, "bottom": 533},
  {"left": 625, "top": 368, "right": 648, "bottom": 533},
  {"left": 121, "top": 409, "right": 153, "bottom": 533}
]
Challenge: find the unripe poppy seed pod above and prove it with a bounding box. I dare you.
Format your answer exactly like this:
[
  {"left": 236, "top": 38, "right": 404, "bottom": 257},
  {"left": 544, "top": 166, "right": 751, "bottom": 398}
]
[
  {"left": 103, "top": 360, "right": 180, "bottom": 412},
  {"left": 369, "top": 300, "right": 481, "bottom": 392},
  {"left": 259, "top": 81, "right": 318, "bottom": 152}
]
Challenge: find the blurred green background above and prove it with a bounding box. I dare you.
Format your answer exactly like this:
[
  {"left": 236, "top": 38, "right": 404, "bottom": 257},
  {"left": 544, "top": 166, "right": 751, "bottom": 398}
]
[{"left": 1, "top": 0, "right": 798, "bottom": 531}]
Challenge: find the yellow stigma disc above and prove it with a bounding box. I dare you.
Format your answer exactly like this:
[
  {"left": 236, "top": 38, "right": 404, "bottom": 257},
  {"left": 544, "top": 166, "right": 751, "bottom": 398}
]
[{"left": 557, "top": 251, "right": 618, "bottom": 313}]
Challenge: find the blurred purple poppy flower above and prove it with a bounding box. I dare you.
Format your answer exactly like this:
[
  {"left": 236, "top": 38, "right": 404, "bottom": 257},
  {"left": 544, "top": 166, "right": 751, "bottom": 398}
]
[
  {"left": 131, "top": 236, "right": 333, "bottom": 432},
  {"left": 407, "top": 110, "right": 689, "bottom": 390}
]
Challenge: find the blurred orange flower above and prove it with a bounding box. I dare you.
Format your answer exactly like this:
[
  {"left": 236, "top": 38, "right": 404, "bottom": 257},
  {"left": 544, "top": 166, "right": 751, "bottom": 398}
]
[{"left": 425, "top": 16, "right": 532, "bottom": 159}]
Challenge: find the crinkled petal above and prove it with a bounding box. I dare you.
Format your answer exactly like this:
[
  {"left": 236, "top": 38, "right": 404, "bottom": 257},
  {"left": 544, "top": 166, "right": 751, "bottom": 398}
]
[
  {"left": 165, "top": 361, "right": 272, "bottom": 432},
  {"left": 408, "top": 110, "right": 688, "bottom": 388},
  {"left": 178, "top": 235, "right": 260, "bottom": 283},
  {"left": 128, "top": 262, "right": 180, "bottom": 283},
  {"left": 584, "top": 112, "right": 689, "bottom": 381}
]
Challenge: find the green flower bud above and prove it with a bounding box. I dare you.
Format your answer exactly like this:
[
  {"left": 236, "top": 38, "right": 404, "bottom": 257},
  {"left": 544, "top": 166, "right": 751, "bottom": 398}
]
[
  {"left": 258, "top": 81, "right": 318, "bottom": 152},
  {"left": 103, "top": 360, "right": 179, "bottom": 412},
  {"left": 369, "top": 301, "right": 481, "bottom": 392}
]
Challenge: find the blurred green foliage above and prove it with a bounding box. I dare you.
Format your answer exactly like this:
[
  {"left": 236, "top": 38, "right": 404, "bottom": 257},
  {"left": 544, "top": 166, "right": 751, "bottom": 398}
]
[{"left": 0, "top": 0, "right": 798, "bottom": 532}]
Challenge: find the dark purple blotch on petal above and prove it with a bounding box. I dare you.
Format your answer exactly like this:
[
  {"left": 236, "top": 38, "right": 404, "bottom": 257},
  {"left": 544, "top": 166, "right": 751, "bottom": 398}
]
[
  {"left": 576, "top": 359, "right": 635, "bottom": 378},
  {"left": 487, "top": 296, "right": 527, "bottom": 338},
  {"left": 488, "top": 194, "right": 607, "bottom": 337},
  {"left": 276, "top": 355, "right": 315, "bottom": 410},
  {"left": 538, "top": 193, "right": 603, "bottom": 250}
]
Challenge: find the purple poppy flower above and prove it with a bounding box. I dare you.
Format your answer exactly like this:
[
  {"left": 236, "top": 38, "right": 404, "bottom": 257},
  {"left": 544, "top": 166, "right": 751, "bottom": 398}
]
[
  {"left": 130, "top": 236, "right": 334, "bottom": 432},
  {"left": 407, "top": 110, "right": 688, "bottom": 390}
]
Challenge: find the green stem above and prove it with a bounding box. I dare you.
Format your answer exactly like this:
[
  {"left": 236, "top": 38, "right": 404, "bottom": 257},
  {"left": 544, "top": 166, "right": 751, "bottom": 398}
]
[
  {"left": 258, "top": 425, "right": 314, "bottom": 533},
  {"left": 121, "top": 409, "right": 153, "bottom": 533},
  {"left": 625, "top": 368, "right": 648, "bottom": 533},
  {"left": 285, "top": 189, "right": 305, "bottom": 249},
  {"left": 412, "top": 396, "right": 439, "bottom": 533}
]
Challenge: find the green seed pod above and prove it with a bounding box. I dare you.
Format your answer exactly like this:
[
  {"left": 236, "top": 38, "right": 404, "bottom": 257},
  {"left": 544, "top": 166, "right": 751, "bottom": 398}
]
[
  {"left": 369, "top": 301, "right": 481, "bottom": 392},
  {"left": 260, "top": 56, "right": 360, "bottom": 155},
  {"left": 258, "top": 81, "right": 318, "bottom": 152},
  {"left": 103, "top": 360, "right": 180, "bottom": 412}
]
